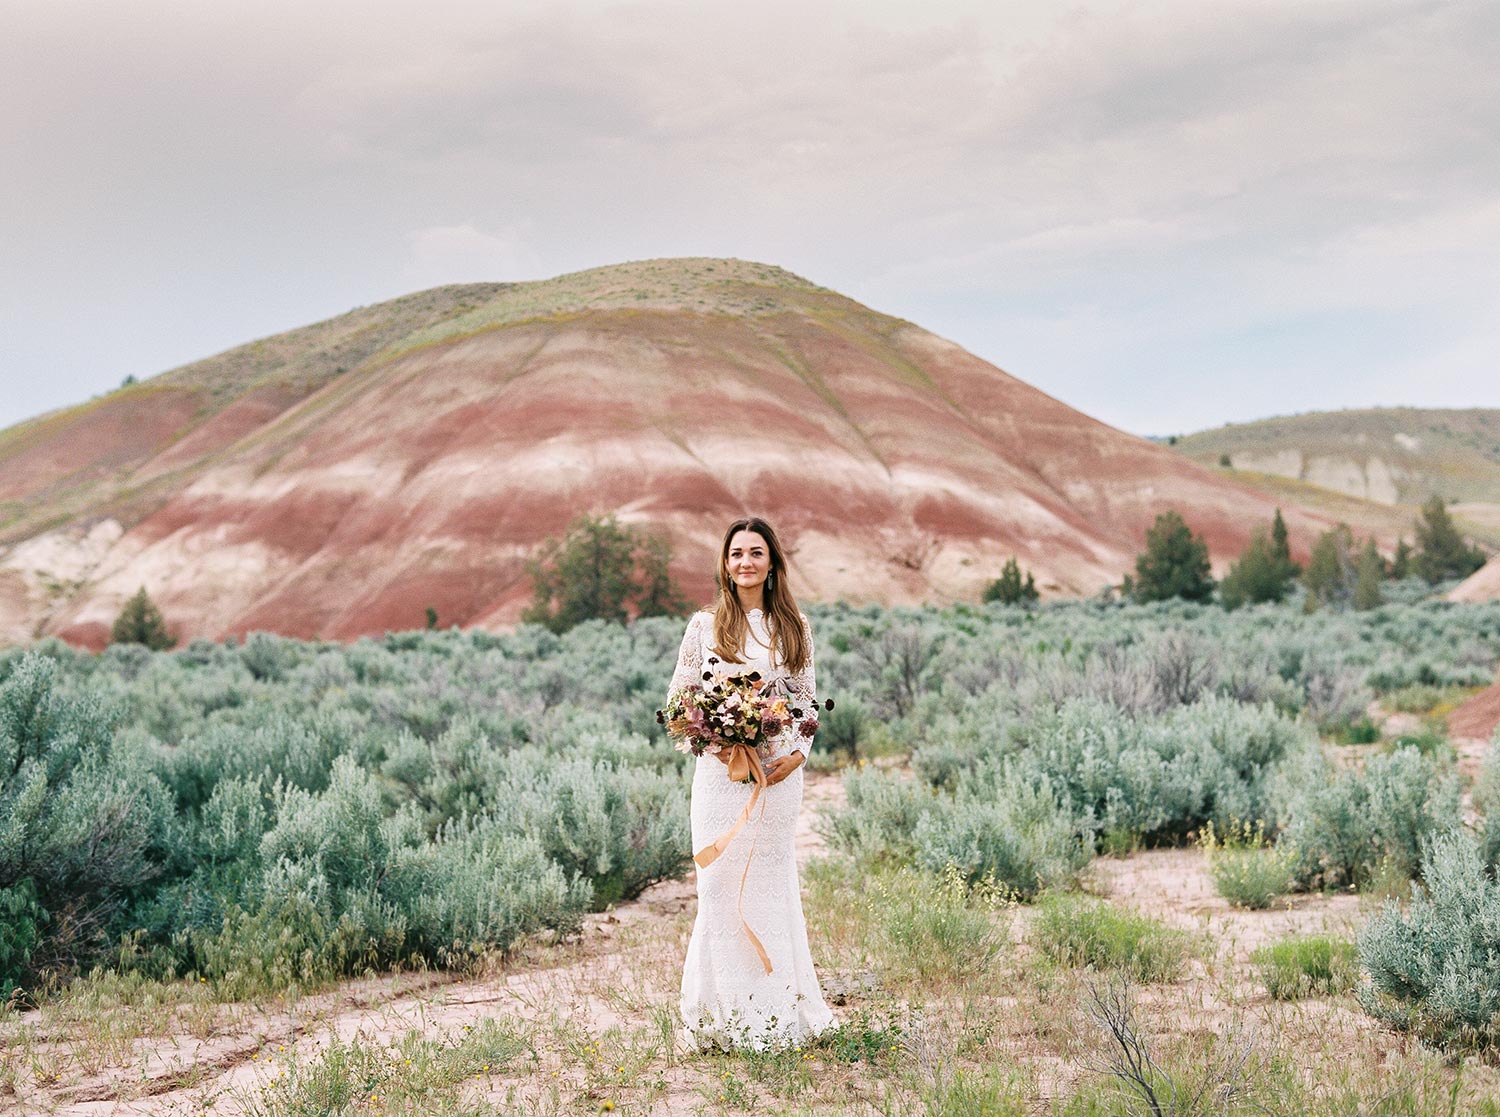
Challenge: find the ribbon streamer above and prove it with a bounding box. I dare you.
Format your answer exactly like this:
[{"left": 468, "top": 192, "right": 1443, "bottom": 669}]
[{"left": 693, "top": 743, "right": 773, "bottom": 974}]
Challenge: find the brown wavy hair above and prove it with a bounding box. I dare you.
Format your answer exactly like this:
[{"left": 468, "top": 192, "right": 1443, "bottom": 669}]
[{"left": 710, "top": 516, "right": 808, "bottom": 674}]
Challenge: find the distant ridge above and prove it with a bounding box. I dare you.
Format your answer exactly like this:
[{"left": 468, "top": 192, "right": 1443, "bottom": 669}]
[
  {"left": 1170, "top": 407, "right": 1500, "bottom": 506},
  {"left": 0, "top": 257, "right": 1354, "bottom": 647}
]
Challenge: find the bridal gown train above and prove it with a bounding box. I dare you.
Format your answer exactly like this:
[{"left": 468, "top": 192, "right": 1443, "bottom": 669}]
[{"left": 670, "top": 608, "right": 836, "bottom": 1050}]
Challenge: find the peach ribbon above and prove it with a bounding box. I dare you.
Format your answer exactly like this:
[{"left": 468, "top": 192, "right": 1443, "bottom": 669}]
[{"left": 693, "top": 742, "right": 773, "bottom": 974}]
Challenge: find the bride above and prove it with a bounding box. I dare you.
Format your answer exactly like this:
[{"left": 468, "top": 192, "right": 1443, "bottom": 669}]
[{"left": 669, "top": 516, "right": 836, "bottom": 1050}]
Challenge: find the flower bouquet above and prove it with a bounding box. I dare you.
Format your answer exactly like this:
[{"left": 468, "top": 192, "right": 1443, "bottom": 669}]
[{"left": 656, "top": 656, "right": 832, "bottom": 777}]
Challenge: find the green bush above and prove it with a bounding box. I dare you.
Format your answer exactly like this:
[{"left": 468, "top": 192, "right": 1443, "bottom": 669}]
[
  {"left": 913, "top": 771, "right": 1092, "bottom": 898},
  {"left": 9, "top": 594, "right": 1500, "bottom": 996},
  {"left": 870, "top": 865, "right": 1009, "bottom": 983},
  {"left": 1284, "top": 746, "right": 1459, "bottom": 889},
  {"left": 983, "top": 557, "right": 1038, "bottom": 606},
  {"left": 1413, "top": 496, "right": 1487, "bottom": 584},
  {"left": 0, "top": 655, "right": 175, "bottom": 983},
  {"left": 823, "top": 767, "right": 932, "bottom": 865},
  {"left": 1475, "top": 737, "right": 1500, "bottom": 872},
  {"left": 816, "top": 698, "right": 869, "bottom": 761},
  {"left": 1219, "top": 524, "right": 1297, "bottom": 609},
  {"left": 1031, "top": 896, "right": 1192, "bottom": 982},
  {"left": 391, "top": 825, "right": 590, "bottom": 962},
  {"left": 1252, "top": 935, "right": 1358, "bottom": 999},
  {"left": 1198, "top": 820, "right": 1295, "bottom": 909},
  {"left": 0, "top": 879, "right": 43, "bottom": 997},
  {"left": 1359, "top": 830, "right": 1500, "bottom": 1052},
  {"left": 483, "top": 749, "right": 690, "bottom": 909},
  {"left": 523, "top": 513, "right": 688, "bottom": 633},
  {"left": 110, "top": 586, "right": 175, "bottom": 650},
  {"left": 1006, "top": 695, "right": 1316, "bottom": 848},
  {"left": 1127, "top": 510, "right": 1215, "bottom": 603}
]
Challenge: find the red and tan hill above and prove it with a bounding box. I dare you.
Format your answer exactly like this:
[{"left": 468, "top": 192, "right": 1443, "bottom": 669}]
[{"left": 1, "top": 258, "right": 1360, "bottom": 647}]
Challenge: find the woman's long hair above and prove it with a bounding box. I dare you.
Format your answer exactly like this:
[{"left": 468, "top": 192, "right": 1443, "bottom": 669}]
[{"left": 711, "top": 516, "right": 808, "bottom": 674}]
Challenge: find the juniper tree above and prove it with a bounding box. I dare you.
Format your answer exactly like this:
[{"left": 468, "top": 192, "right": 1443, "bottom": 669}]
[
  {"left": 524, "top": 514, "right": 688, "bottom": 633},
  {"left": 1390, "top": 537, "right": 1413, "bottom": 580},
  {"left": 1353, "top": 538, "right": 1385, "bottom": 611},
  {"left": 1270, "top": 508, "right": 1299, "bottom": 578},
  {"left": 110, "top": 586, "right": 175, "bottom": 650},
  {"left": 1414, "top": 496, "right": 1487, "bottom": 583},
  {"left": 1129, "top": 511, "right": 1215, "bottom": 603},
  {"left": 984, "top": 557, "right": 1040, "bottom": 605},
  {"left": 1303, "top": 525, "right": 1355, "bottom": 611},
  {"left": 1220, "top": 533, "right": 1283, "bottom": 609}
]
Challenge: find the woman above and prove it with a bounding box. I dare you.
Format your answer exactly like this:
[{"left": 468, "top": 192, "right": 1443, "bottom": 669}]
[{"left": 670, "top": 516, "right": 836, "bottom": 1050}]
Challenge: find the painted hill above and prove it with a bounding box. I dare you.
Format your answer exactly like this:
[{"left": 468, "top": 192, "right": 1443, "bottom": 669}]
[
  {"left": 1, "top": 258, "right": 1354, "bottom": 647},
  {"left": 1451, "top": 558, "right": 1500, "bottom": 604}
]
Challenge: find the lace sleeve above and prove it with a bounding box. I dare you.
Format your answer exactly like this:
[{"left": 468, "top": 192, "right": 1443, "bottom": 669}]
[
  {"left": 783, "top": 614, "right": 817, "bottom": 750},
  {"left": 668, "top": 612, "right": 707, "bottom": 700}
]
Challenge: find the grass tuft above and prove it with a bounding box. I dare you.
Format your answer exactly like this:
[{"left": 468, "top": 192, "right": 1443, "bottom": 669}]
[
  {"left": 1198, "top": 819, "right": 1297, "bottom": 909},
  {"left": 1031, "top": 896, "right": 1192, "bottom": 983},
  {"left": 1251, "top": 935, "right": 1359, "bottom": 1000}
]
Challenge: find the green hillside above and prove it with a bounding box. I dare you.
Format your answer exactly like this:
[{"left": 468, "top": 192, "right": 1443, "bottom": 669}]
[{"left": 1170, "top": 408, "right": 1500, "bottom": 506}]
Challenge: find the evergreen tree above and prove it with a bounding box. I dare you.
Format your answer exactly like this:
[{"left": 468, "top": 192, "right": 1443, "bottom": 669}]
[
  {"left": 1353, "top": 538, "right": 1385, "bottom": 611},
  {"left": 1390, "top": 537, "right": 1412, "bottom": 581},
  {"left": 110, "top": 586, "right": 175, "bottom": 650},
  {"left": 633, "top": 531, "right": 691, "bottom": 619},
  {"left": 1270, "top": 508, "right": 1300, "bottom": 578},
  {"left": 1220, "top": 508, "right": 1302, "bottom": 610},
  {"left": 1414, "top": 496, "right": 1487, "bottom": 583},
  {"left": 1219, "top": 532, "right": 1290, "bottom": 609},
  {"left": 1130, "top": 511, "right": 1215, "bottom": 603},
  {"left": 524, "top": 514, "right": 688, "bottom": 634},
  {"left": 1303, "top": 525, "right": 1355, "bottom": 611},
  {"left": 983, "top": 557, "right": 1040, "bottom": 605}
]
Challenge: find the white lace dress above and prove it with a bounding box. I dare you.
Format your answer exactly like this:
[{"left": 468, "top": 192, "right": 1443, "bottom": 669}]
[{"left": 670, "top": 608, "right": 836, "bottom": 1050}]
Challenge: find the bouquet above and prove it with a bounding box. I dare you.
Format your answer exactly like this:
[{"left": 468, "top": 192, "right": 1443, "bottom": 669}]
[{"left": 656, "top": 656, "right": 832, "bottom": 772}]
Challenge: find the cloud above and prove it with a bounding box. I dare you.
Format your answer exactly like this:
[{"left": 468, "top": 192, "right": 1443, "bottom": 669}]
[
  {"left": 404, "top": 223, "right": 542, "bottom": 285},
  {"left": 2, "top": 0, "right": 1498, "bottom": 432}
]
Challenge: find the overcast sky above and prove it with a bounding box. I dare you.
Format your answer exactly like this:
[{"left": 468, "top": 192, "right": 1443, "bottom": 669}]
[{"left": 2, "top": 0, "right": 1497, "bottom": 436}]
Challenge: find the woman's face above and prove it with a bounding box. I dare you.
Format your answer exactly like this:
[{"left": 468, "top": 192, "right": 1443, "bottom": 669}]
[{"left": 725, "top": 529, "right": 772, "bottom": 595}]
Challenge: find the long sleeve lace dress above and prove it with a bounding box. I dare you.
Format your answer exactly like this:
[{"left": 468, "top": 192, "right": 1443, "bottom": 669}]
[{"left": 670, "top": 608, "right": 836, "bottom": 1050}]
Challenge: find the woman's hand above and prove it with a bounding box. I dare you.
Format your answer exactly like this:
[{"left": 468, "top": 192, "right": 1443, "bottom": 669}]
[{"left": 762, "top": 750, "right": 805, "bottom": 787}]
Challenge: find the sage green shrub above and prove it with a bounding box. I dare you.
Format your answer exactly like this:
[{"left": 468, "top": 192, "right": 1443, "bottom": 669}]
[
  {"left": 1284, "top": 746, "right": 1460, "bottom": 889},
  {"left": 1359, "top": 830, "right": 1500, "bottom": 1052},
  {"left": 1476, "top": 736, "right": 1500, "bottom": 872},
  {"left": 0, "top": 655, "right": 175, "bottom": 986},
  {"left": 913, "top": 771, "right": 1092, "bottom": 897},
  {"left": 1004, "top": 695, "right": 1316, "bottom": 848},
  {"left": 7, "top": 593, "right": 1500, "bottom": 995},
  {"left": 483, "top": 748, "right": 691, "bottom": 909},
  {"left": 823, "top": 767, "right": 932, "bottom": 865}
]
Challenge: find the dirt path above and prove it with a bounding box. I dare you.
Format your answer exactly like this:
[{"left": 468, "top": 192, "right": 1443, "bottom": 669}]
[{"left": 10, "top": 772, "right": 845, "bottom": 1116}]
